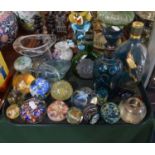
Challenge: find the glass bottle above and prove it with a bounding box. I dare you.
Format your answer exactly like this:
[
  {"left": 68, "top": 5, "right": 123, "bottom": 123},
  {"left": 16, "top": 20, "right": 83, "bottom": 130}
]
[{"left": 115, "top": 21, "right": 148, "bottom": 82}]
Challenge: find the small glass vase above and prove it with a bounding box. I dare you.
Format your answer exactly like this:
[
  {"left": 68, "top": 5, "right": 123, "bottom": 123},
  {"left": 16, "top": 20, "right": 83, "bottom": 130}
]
[
  {"left": 93, "top": 53, "right": 123, "bottom": 91},
  {"left": 103, "top": 26, "right": 123, "bottom": 51}
]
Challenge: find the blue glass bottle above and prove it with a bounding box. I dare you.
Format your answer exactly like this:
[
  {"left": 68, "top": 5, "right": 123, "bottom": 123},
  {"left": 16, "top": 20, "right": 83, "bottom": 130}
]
[{"left": 115, "top": 21, "right": 148, "bottom": 81}]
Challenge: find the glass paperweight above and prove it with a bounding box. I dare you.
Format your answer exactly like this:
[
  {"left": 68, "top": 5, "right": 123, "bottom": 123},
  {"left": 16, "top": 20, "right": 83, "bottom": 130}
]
[
  {"left": 12, "top": 73, "right": 35, "bottom": 94},
  {"left": 7, "top": 90, "right": 25, "bottom": 105},
  {"left": 20, "top": 98, "right": 46, "bottom": 124},
  {"left": 30, "top": 78, "right": 51, "bottom": 99},
  {"left": 72, "top": 47, "right": 100, "bottom": 79},
  {"left": 51, "top": 80, "right": 73, "bottom": 101},
  {"left": 43, "top": 60, "right": 71, "bottom": 80},
  {"left": 52, "top": 40, "right": 73, "bottom": 61},
  {"left": 100, "top": 102, "right": 120, "bottom": 124},
  {"left": 71, "top": 87, "right": 98, "bottom": 109},
  {"left": 14, "top": 56, "right": 32, "bottom": 73},
  {"left": 13, "top": 34, "right": 56, "bottom": 59},
  {"left": 6, "top": 104, "right": 20, "bottom": 120},
  {"left": 47, "top": 100, "right": 69, "bottom": 122},
  {"left": 67, "top": 107, "right": 83, "bottom": 124},
  {"left": 93, "top": 54, "right": 123, "bottom": 90},
  {"left": 119, "top": 97, "right": 147, "bottom": 124},
  {"left": 83, "top": 104, "right": 99, "bottom": 124}
]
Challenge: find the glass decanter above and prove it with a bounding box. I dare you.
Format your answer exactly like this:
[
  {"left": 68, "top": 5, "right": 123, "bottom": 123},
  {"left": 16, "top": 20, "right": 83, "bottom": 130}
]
[
  {"left": 93, "top": 52, "right": 123, "bottom": 91},
  {"left": 115, "top": 21, "right": 148, "bottom": 82}
]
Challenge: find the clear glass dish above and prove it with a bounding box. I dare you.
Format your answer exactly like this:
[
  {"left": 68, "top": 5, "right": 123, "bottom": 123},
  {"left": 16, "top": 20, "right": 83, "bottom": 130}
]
[{"left": 13, "top": 34, "right": 56, "bottom": 58}]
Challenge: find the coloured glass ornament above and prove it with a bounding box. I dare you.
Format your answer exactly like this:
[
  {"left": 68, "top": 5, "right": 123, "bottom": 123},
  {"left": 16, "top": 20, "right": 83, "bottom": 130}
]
[
  {"left": 119, "top": 97, "right": 147, "bottom": 124},
  {"left": 30, "top": 78, "right": 51, "bottom": 99},
  {"left": 67, "top": 107, "right": 83, "bottom": 124},
  {"left": 52, "top": 40, "right": 73, "bottom": 61},
  {"left": 93, "top": 54, "right": 123, "bottom": 90},
  {"left": 14, "top": 56, "right": 32, "bottom": 73},
  {"left": 71, "top": 87, "right": 94, "bottom": 109},
  {"left": 6, "top": 104, "right": 20, "bottom": 120},
  {"left": 12, "top": 73, "right": 35, "bottom": 94},
  {"left": 69, "top": 11, "right": 92, "bottom": 51},
  {"left": 100, "top": 102, "right": 120, "bottom": 124},
  {"left": 0, "top": 11, "right": 18, "bottom": 47},
  {"left": 51, "top": 80, "right": 73, "bottom": 101},
  {"left": 20, "top": 98, "right": 46, "bottom": 124},
  {"left": 47, "top": 100, "right": 69, "bottom": 122},
  {"left": 7, "top": 90, "right": 25, "bottom": 105},
  {"left": 83, "top": 104, "right": 99, "bottom": 124}
]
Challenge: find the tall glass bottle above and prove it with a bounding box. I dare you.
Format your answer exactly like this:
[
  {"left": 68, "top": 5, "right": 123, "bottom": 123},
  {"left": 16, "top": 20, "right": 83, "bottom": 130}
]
[{"left": 115, "top": 21, "right": 148, "bottom": 82}]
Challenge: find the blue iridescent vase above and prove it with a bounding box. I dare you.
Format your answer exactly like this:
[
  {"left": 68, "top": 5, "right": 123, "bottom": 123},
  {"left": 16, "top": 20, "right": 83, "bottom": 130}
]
[
  {"left": 93, "top": 54, "right": 123, "bottom": 91},
  {"left": 103, "top": 26, "right": 122, "bottom": 51}
]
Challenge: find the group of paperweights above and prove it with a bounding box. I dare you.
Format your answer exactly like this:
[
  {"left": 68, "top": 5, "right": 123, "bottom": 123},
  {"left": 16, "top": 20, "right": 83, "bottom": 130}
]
[
  {"left": 6, "top": 48, "right": 147, "bottom": 125},
  {"left": 5, "top": 11, "right": 150, "bottom": 125}
]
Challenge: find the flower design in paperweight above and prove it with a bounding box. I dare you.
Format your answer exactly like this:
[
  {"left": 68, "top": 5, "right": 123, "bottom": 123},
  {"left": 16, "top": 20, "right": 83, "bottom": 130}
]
[
  {"left": 20, "top": 98, "right": 46, "bottom": 124},
  {"left": 47, "top": 100, "right": 69, "bottom": 122},
  {"left": 67, "top": 107, "right": 83, "bottom": 124},
  {"left": 71, "top": 87, "right": 97, "bottom": 109},
  {"left": 100, "top": 102, "right": 120, "bottom": 124},
  {"left": 14, "top": 56, "right": 32, "bottom": 73},
  {"left": 12, "top": 73, "right": 35, "bottom": 94},
  {"left": 51, "top": 80, "right": 73, "bottom": 101},
  {"left": 83, "top": 104, "right": 99, "bottom": 124},
  {"left": 30, "top": 78, "right": 51, "bottom": 99},
  {"left": 119, "top": 97, "right": 147, "bottom": 124},
  {"left": 7, "top": 90, "right": 25, "bottom": 105},
  {"left": 52, "top": 41, "right": 73, "bottom": 61},
  {"left": 6, "top": 104, "right": 20, "bottom": 120}
]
